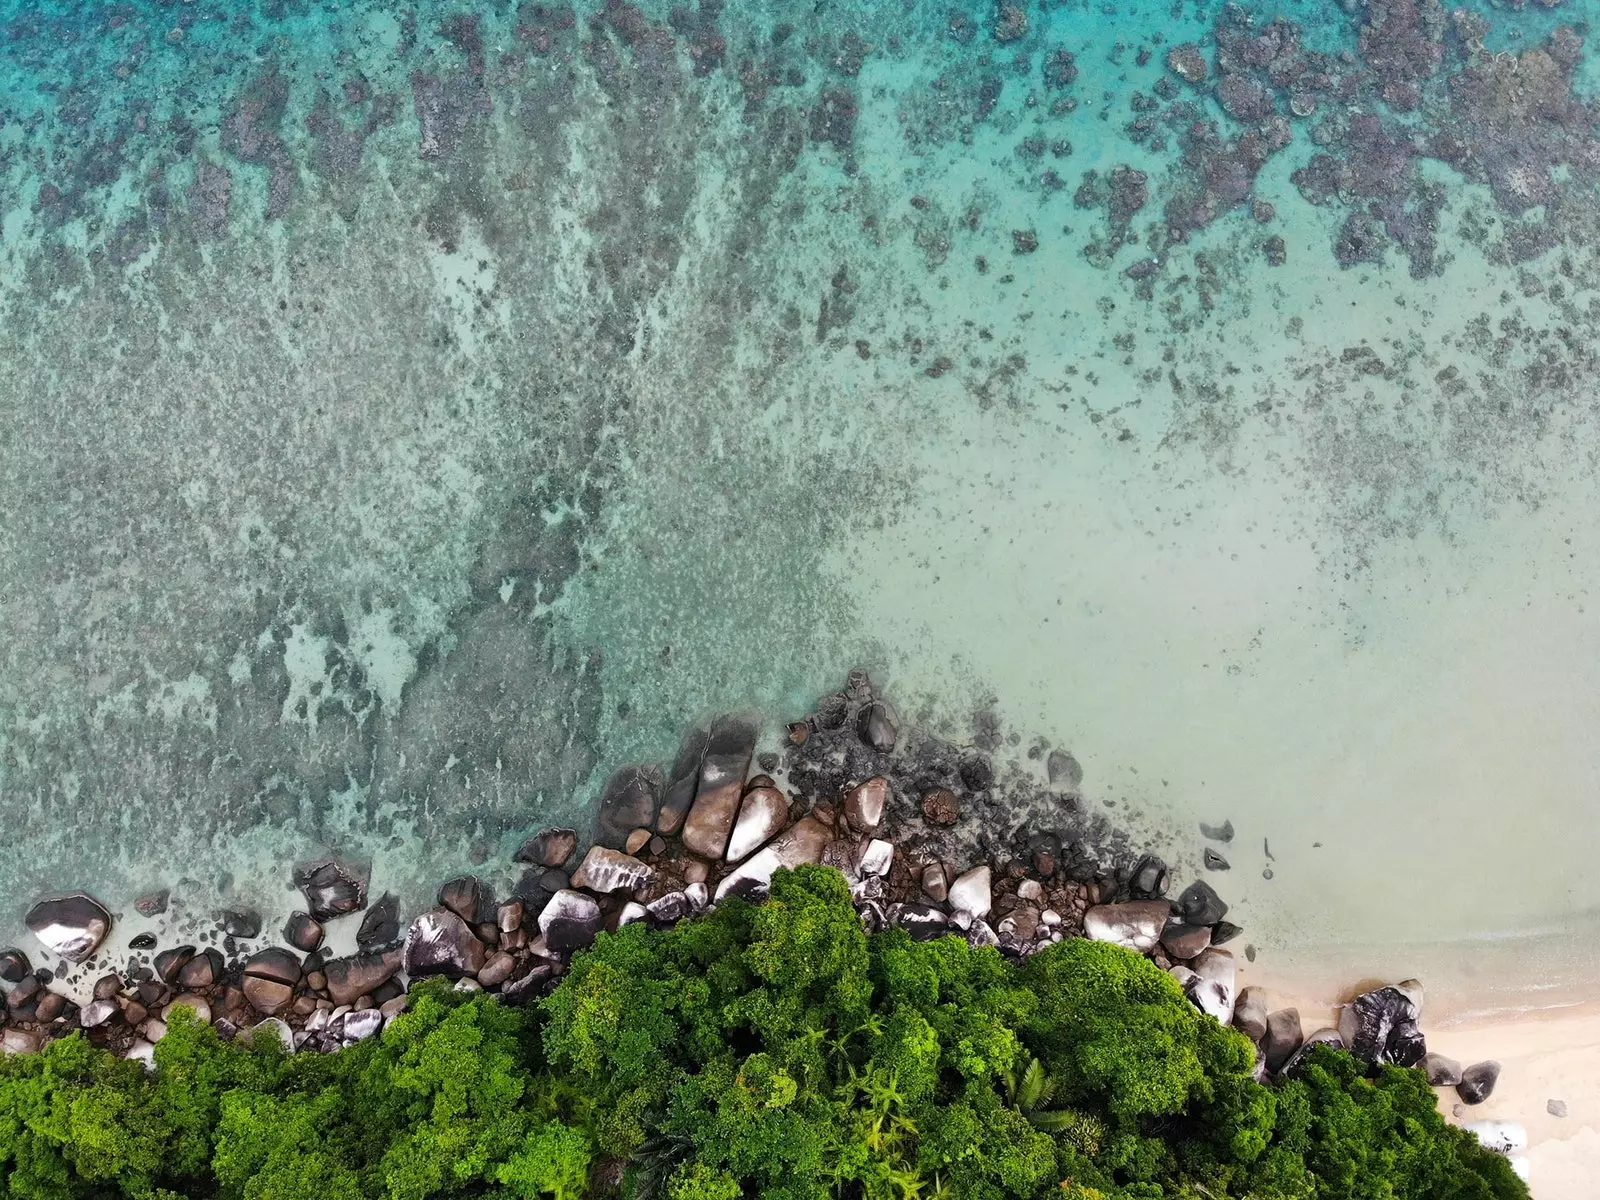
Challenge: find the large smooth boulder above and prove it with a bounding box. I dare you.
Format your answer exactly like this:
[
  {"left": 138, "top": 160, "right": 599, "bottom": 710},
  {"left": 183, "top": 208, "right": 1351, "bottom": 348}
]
[
  {"left": 1264, "top": 1008, "right": 1303, "bottom": 1074},
  {"left": 725, "top": 788, "right": 789, "bottom": 861},
  {"left": 857, "top": 701, "right": 898, "bottom": 752},
  {"left": 947, "top": 865, "right": 993, "bottom": 919},
  {"left": 515, "top": 828, "right": 577, "bottom": 868},
  {"left": 1083, "top": 901, "right": 1171, "bottom": 952},
  {"left": 1188, "top": 948, "right": 1236, "bottom": 1024},
  {"left": 682, "top": 717, "right": 757, "bottom": 858},
  {"left": 1423, "top": 1052, "right": 1463, "bottom": 1086},
  {"left": 323, "top": 947, "right": 405, "bottom": 1006},
  {"left": 597, "top": 765, "right": 661, "bottom": 848},
  {"left": 714, "top": 816, "right": 832, "bottom": 900},
  {"left": 657, "top": 726, "right": 711, "bottom": 836},
  {"left": 283, "top": 912, "right": 325, "bottom": 953},
  {"left": 25, "top": 893, "right": 112, "bottom": 963},
  {"left": 1176, "top": 880, "right": 1228, "bottom": 925},
  {"left": 1160, "top": 920, "right": 1211, "bottom": 961},
  {"left": 570, "top": 847, "right": 653, "bottom": 893},
  {"left": 438, "top": 876, "right": 487, "bottom": 924},
  {"left": 1339, "top": 985, "right": 1426, "bottom": 1068},
  {"left": 293, "top": 859, "right": 369, "bottom": 920},
  {"left": 843, "top": 777, "right": 889, "bottom": 833},
  {"left": 403, "top": 909, "right": 486, "bottom": 979},
  {"left": 242, "top": 948, "right": 302, "bottom": 1016},
  {"left": 537, "top": 890, "right": 602, "bottom": 956},
  {"left": 1457, "top": 1061, "right": 1501, "bottom": 1105}
]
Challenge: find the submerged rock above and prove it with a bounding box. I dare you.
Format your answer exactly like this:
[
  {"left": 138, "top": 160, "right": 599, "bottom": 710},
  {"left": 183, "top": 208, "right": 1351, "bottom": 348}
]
[
  {"left": 283, "top": 912, "right": 324, "bottom": 953},
  {"left": 1176, "top": 880, "right": 1228, "bottom": 926},
  {"left": 357, "top": 893, "right": 401, "bottom": 949},
  {"left": 26, "top": 893, "right": 112, "bottom": 963},
  {"left": 515, "top": 828, "right": 577, "bottom": 869},
  {"left": 597, "top": 765, "right": 661, "bottom": 848}
]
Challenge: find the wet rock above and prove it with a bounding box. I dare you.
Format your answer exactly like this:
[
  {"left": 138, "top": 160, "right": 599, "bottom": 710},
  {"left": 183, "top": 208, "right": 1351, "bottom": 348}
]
[
  {"left": 1177, "top": 880, "right": 1228, "bottom": 925},
  {"left": 154, "top": 946, "right": 195, "bottom": 986},
  {"left": 242, "top": 948, "right": 302, "bottom": 1016},
  {"left": 597, "top": 765, "right": 661, "bottom": 848},
  {"left": 438, "top": 876, "right": 487, "bottom": 924},
  {"left": 682, "top": 717, "right": 758, "bottom": 858},
  {"left": 891, "top": 902, "right": 950, "bottom": 941},
  {"left": 0, "top": 949, "right": 31, "bottom": 983},
  {"left": 1128, "top": 855, "right": 1170, "bottom": 899},
  {"left": 1457, "top": 1061, "right": 1501, "bottom": 1105},
  {"left": 323, "top": 947, "right": 404, "bottom": 1007},
  {"left": 294, "top": 859, "right": 369, "bottom": 921},
  {"left": 92, "top": 974, "right": 121, "bottom": 1001},
  {"left": 570, "top": 847, "right": 654, "bottom": 893},
  {"left": 129, "top": 933, "right": 157, "bottom": 951},
  {"left": 921, "top": 862, "right": 949, "bottom": 902},
  {"left": 1160, "top": 921, "right": 1211, "bottom": 961},
  {"left": 1264, "top": 1008, "right": 1303, "bottom": 1074},
  {"left": 625, "top": 829, "right": 651, "bottom": 855},
  {"left": 516, "top": 828, "right": 578, "bottom": 869},
  {"left": 25, "top": 893, "right": 112, "bottom": 963},
  {"left": 857, "top": 701, "right": 899, "bottom": 752},
  {"left": 178, "top": 949, "right": 223, "bottom": 992},
  {"left": 1083, "top": 901, "right": 1171, "bottom": 952},
  {"left": 357, "top": 893, "right": 401, "bottom": 949},
  {"left": 1189, "top": 948, "right": 1236, "bottom": 1024},
  {"left": 477, "top": 951, "right": 517, "bottom": 989},
  {"left": 1046, "top": 749, "right": 1083, "bottom": 788},
  {"left": 1338, "top": 985, "right": 1425, "bottom": 1068},
  {"left": 134, "top": 890, "right": 169, "bottom": 918},
  {"left": 1424, "top": 1052, "right": 1463, "bottom": 1086},
  {"left": 1234, "top": 987, "right": 1269, "bottom": 1042},
  {"left": 537, "top": 890, "right": 603, "bottom": 956},
  {"left": 403, "top": 909, "right": 486, "bottom": 979},
  {"left": 283, "top": 912, "right": 325, "bottom": 953},
  {"left": 725, "top": 787, "right": 789, "bottom": 861},
  {"left": 1202, "top": 849, "right": 1230, "bottom": 871},
  {"left": 843, "top": 777, "right": 889, "bottom": 833},
  {"left": 714, "top": 816, "right": 832, "bottom": 900},
  {"left": 1211, "top": 920, "right": 1242, "bottom": 945},
  {"left": 920, "top": 789, "right": 959, "bottom": 827},
  {"left": 216, "top": 908, "right": 262, "bottom": 939},
  {"left": 947, "top": 865, "right": 993, "bottom": 919}
]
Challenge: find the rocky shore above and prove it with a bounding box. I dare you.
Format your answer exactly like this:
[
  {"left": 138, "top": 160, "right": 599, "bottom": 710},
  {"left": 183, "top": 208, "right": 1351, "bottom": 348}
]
[{"left": 0, "top": 673, "right": 1527, "bottom": 1174}]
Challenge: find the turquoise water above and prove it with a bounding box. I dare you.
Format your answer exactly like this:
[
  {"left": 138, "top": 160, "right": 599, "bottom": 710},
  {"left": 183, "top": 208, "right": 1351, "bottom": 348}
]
[{"left": 1, "top": 0, "right": 1598, "bottom": 1002}]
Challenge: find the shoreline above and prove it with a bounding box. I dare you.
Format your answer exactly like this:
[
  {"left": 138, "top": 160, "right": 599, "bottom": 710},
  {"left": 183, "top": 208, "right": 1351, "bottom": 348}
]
[{"left": 2, "top": 675, "right": 1578, "bottom": 1188}]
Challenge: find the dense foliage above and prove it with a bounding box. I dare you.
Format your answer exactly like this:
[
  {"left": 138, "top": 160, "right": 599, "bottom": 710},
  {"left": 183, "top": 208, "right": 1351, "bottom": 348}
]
[{"left": 0, "top": 867, "right": 1527, "bottom": 1199}]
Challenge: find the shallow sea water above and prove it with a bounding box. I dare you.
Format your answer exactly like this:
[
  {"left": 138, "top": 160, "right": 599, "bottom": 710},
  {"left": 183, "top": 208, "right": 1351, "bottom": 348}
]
[{"left": 1, "top": 0, "right": 1598, "bottom": 1007}]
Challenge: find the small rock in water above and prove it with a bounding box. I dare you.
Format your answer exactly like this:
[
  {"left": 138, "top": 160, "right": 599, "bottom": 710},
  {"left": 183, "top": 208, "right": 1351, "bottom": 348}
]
[
  {"left": 26, "top": 893, "right": 113, "bottom": 963},
  {"left": 1423, "top": 1052, "right": 1463, "bottom": 1086},
  {"left": 1203, "top": 849, "right": 1230, "bottom": 871},
  {"left": 1262, "top": 868, "right": 1274, "bottom": 880},
  {"left": 129, "top": 933, "right": 158, "bottom": 951},
  {"left": 920, "top": 788, "right": 960, "bottom": 827},
  {"left": 1177, "top": 880, "right": 1228, "bottom": 925},
  {"left": 1244, "top": 944, "right": 1257, "bottom": 962},
  {"left": 1457, "top": 1061, "right": 1501, "bottom": 1105},
  {"left": 134, "top": 890, "right": 170, "bottom": 917},
  {"left": 0, "top": 948, "right": 31, "bottom": 982},
  {"left": 1046, "top": 748, "right": 1083, "bottom": 788},
  {"left": 1548, "top": 1098, "right": 1567, "bottom": 1118},
  {"left": 294, "top": 859, "right": 369, "bottom": 921},
  {"left": 515, "top": 828, "right": 577, "bottom": 869},
  {"left": 216, "top": 908, "right": 262, "bottom": 939},
  {"left": 357, "top": 894, "right": 401, "bottom": 949},
  {"left": 1210, "top": 920, "right": 1242, "bottom": 945},
  {"left": 856, "top": 700, "right": 899, "bottom": 752},
  {"left": 283, "top": 912, "right": 325, "bottom": 953},
  {"left": 1199, "top": 819, "right": 1234, "bottom": 842}
]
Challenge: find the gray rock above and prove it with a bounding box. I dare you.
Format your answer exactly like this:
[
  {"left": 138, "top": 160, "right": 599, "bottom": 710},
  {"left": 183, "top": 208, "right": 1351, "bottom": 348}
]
[
  {"left": 537, "top": 890, "right": 602, "bottom": 956},
  {"left": 343, "top": 1009, "right": 384, "bottom": 1043},
  {"left": 1176, "top": 880, "right": 1228, "bottom": 925},
  {"left": 80, "top": 999, "right": 118, "bottom": 1029},
  {"left": 1083, "top": 900, "right": 1171, "bottom": 952},
  {"left": 438, "top": 876, "right": 487, "bottom": 924},
  {"left": 714, "top": 815, "right": 832, "bottom": 900},
  {"left": 890, "top": 902, "right": 949, "bottom": 941},
  {"left": 357, "top": 893, "right": 401, "bottom": 949},
  {"left": 645, "top": 891, "right": 693, "bottom": 925},
  {"left": 516, "top": 828, "right": 578, "bottom": 869},
  {"left": 216, "top": 908, "right": 262, "bottom": 939},
  {"left": 0, "top": 949, "right": 30, "bottom": 983},
  {"left": 843, "top": 777, "right": 889, "bottom": 833},
  {"left": 858, "top": 901, "right": 888, "bottom": 934},
  {"left": 966, "top": 918, "right": 1000, "bottom": 949},
  {"left": 856, "top": 839, "right": 894, "bottom": 878},
  {"left": 1339, "top": 986, "right": 1426, "bottom": 1068},
  {"left": 684, "top": 882, "right": 710, "bottom": 911},
  {"left": 134, "top": 890, "right": 170, "bottom": 917},
  {"left": 657, "top": 726, "right": 711, "bottom": 837},
  {"left": 294, "top": 859, "right": 369, "bottom": 921},
  {"left": 1203, "top": 849, "right": 1230, "bottom": 871},
  {"left": 1457, "top": 1061, "right": 1501, "bottom": 1105},
  {"left": 323, "top": 948, "right": 404, "bottom": 1006},
  {"left": 1189, "top": 948, "right": 1236, "bottom": 1024},
  {"left": 1160, "top": 920, "right": 1212, "bottom": 961},
  {"left": 25, "top": 893, "right": 112, "bottom": 963},
  {"left": 857, "top": 701, "right": 899, "bottom": 752},
  {"left": 283, "top": 912, "right": 325, "bottom": 953},
  {"left": 616, "top": 902, "right": 649, "bottom": 928},
  {"left": 1046, "top": 748, "right": 1083, "bottom": 788},
  {"left": 1128, "top": 854, "right": 1169, "bottom": 899},
  {"left": 947, "top": 865, "right": 993, "bottom": 919},
  {"left": 1548, "top": 1098, "right": 1567, "bottom": 1118},
  {"left": 1424, "top": 1052, "right": 1463, "bottom": 1087},
  {"left": 597, "top": 765, "right": 661, "bottom": 848},
  {"left": 570, "top": 846, "right": 653, "bottom": 894},
  {"left": 1264, "top": 1008, "right": 1303, "bottom": 1074},
  {"left": 403, "top": 909, "right": 486, "bottom": 979},
  {"left": 725, "top": 787, "right": 790, "bottom": 861},
  {"left": 1199, "top": 819, "right": 1234, "bottom": 842}
]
